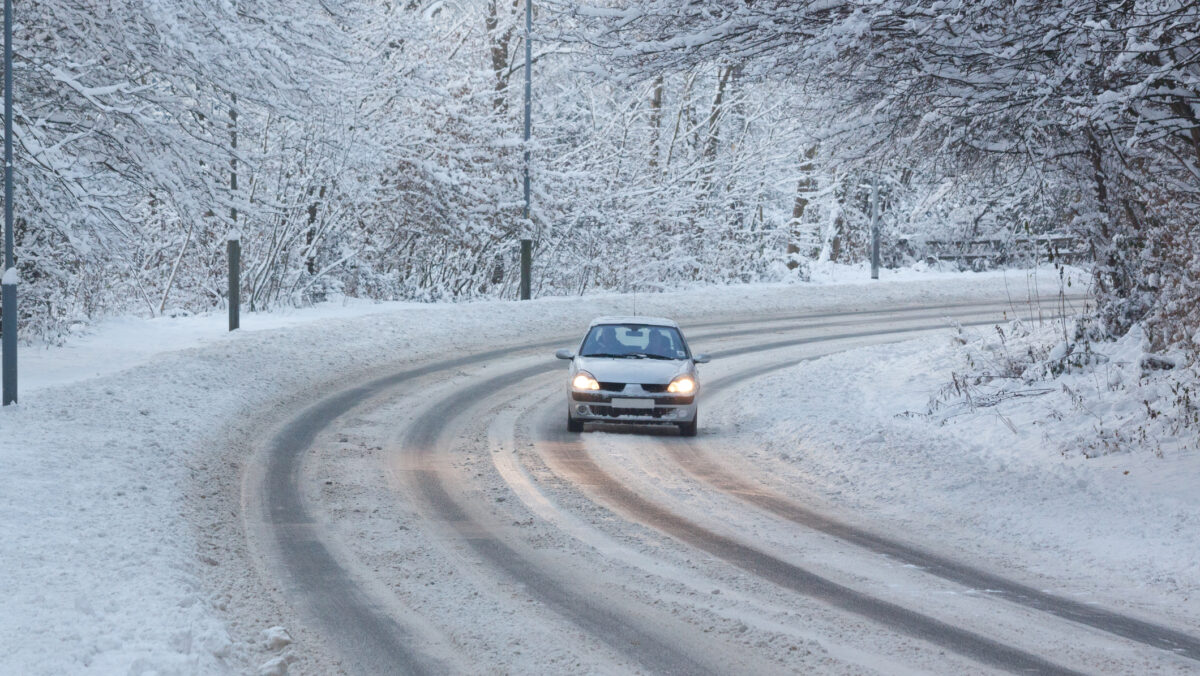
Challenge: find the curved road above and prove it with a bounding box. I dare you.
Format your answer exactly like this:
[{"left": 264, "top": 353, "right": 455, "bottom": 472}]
[{"left": 243, "top": 298, "right": 1198, "bottom": 674}]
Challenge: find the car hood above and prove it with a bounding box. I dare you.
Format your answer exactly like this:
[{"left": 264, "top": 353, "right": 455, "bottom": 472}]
[{"left": 575, "top": 357, "right": 689, "bottom": 384}]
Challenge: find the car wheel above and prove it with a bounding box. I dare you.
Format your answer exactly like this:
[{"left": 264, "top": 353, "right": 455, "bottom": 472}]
[
  {"left": 679, "top": 413, "right": 697, "bottom": 437},
  {"left": 567, "top": 415, "right": 584, "bottom": 433}
]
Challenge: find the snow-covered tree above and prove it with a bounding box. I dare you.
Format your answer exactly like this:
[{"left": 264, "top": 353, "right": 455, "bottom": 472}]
[{"left": 581, "top": 0, "right": 1200, "bottom": 350}]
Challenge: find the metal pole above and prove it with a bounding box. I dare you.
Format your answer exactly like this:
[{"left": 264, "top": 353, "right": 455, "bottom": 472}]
[
  {"left": 2, "top": 0, "right": 16, "bottom": 405},
  {"left": 519, "top": 238, "right": 531, "bottom": 300},
  {"left": 520, "top": 0, "right": 533, "bottom": 301},
  {"left": 228, "top": 238, "right": 240, "bottom": 331},
  {"left": 870, "top": 176, "right": 880, "bottom": 280},
  {"left": 230, "top": 94, "right": 237, "bottom": 225},
  {"left": 523, "top": 0, "right": 532, "bottom": 223}
]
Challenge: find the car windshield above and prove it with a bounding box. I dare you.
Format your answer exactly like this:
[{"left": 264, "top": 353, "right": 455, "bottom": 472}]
[{"left": 579, "top": 324, "right": 689, "bottom": 360}]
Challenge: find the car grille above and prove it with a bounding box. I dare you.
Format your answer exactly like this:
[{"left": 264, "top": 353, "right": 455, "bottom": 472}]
[
  {"left": 594, "top": 382, "right": 674, "bottom": 393},
  {"left": 572, "top": 393, "right": 693, "bottom": 405},
  {"left": 607, "top": 407, "right": 670, "bottom": 418}
]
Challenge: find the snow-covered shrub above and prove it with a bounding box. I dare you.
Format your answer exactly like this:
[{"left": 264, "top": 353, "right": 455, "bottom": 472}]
[{"left": 932, "top": 314, "right": 1198, "bottom": 457}]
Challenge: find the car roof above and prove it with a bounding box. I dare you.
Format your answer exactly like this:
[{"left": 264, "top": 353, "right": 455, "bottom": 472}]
[{"left": 588, "top": 315, "right": 680, "bottom": 329}]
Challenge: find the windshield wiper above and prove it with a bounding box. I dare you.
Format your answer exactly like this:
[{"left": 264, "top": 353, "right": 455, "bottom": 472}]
[
  {"left": 580, "top": 352, "right": 630, "bottom": 359},
  {"left": 629, "top": 352, "right": 674, "bottom": 360}
]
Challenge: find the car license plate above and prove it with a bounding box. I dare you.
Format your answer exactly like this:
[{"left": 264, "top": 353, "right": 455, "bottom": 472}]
[{"left": 620, "top": 398, "right": 655, "bottom": 410}]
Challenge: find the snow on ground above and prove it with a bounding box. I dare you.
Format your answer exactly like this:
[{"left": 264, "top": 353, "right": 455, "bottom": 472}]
[
  {"left": 13, "top": 261, "right": 1063, "bottom": 395},
  {"left": 0, "top": 264, "right": 1121, "bottom": 674},
  {"left": 16, "top": 297, "right": 427, "bottom": 392},
  {"left": 716, "top": 317, "right": 1200, "bottom": 626}
]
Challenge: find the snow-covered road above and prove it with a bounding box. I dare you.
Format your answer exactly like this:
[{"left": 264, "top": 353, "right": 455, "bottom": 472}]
[
  {"left": 5, "top": 269, "right": 1197, "bottom": 674},
  {"left": 243, "top": 294, "right": 1197, "bottom": 674}
]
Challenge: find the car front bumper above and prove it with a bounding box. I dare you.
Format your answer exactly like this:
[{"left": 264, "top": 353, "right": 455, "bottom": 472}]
[{"left": 567, "top": 391, "right": 696, "bottom": 425}]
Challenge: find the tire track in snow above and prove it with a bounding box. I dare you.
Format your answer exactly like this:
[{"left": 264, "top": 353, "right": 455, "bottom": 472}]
[
  {"left": 399, "top": 360, "right": 723, "bottom": 675},
  {"left": 535, "top": 404, "right": 1079, "bottom": 674},
  {"left": 249, "top": 300, "right": 1072, "bottom": 673},
  {"left": 658, "top": 364, "right": 1200, "bottom": 664}
]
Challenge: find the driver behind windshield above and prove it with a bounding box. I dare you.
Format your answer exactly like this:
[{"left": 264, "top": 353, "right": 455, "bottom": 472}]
[
  {"left": 647, "top": 328, "right": 674, "bottom": 358},
  {"left": 582, "top": 325, "right": 684, "bottom": 359},
  {"left": 582, "top": 326, "right": 626, "bottom": 356}
]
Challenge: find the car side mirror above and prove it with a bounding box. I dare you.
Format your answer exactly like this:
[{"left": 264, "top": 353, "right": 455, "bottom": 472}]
[
  {"left": 693, "top": 353, "right": 711, "bottom": 364},
  {"left": 555, "top": 348, "right": 575, "bottom": 360}
]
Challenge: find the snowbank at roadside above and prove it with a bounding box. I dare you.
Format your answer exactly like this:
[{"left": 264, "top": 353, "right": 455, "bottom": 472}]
[
  {"left": 719, "top": 321, "right": 1199, "bottom": 624},
  {"left": 15, "top": 262, "right": 1077, "bottom": 395},
  {"left": 0, "top": 267, "right": 1076, "bottom": 674},
  {"left": 940, "top": 318, "right": 1197, "bottom": 458}
]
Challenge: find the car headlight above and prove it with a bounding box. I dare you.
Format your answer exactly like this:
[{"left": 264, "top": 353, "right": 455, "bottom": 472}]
[
  {"left": 572, "top": 371, "right": 600, "bottom": 391},
  {"left": 667, "top": 375, "right": 695, "bottom": 394}
]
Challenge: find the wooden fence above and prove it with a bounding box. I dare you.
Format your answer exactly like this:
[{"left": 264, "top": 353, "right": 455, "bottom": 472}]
[{"left": 895, "top": 234, "right": 1087, "bottom": 268}]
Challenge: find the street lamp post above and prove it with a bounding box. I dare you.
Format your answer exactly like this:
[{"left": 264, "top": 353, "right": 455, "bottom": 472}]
[
  {"left": 522, "top": 0, "right": 531, "bottom": 221},
  {"left": 870, "top": 176, "right": 880, "bottom": 280},
  {"left": 519, "top": 0, "right": 533, "bottom": 300},
  {"left": 2, "top": 0, "right": 16, "bottom": 405}
]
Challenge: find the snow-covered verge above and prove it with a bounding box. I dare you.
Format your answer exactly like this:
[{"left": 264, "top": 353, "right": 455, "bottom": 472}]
[
  {"left": 0, "top": 267, "right": 1071, "bottom": 674},
  {"left": 718, "top": 317, "right": 1200, "bottom": 627},
  {"left": 939, "top": 318, "right": 1199, "bottom": 457}
]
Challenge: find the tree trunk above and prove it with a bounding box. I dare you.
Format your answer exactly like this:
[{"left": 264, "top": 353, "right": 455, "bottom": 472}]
[
  {"left": 487, "top": 1, "right": 517, "bottom": 114},
  {"left": 648, "top": 75, "right": 664, "bottom": 170},
  {"left": 786, "top": 145, "right": 818, "bottom": 268},
  {"left": 703, "top": 65, "right": 735, "bottom": 162},
  {"left": 305, "top": 184, "right": 326, "bottom": 275}
]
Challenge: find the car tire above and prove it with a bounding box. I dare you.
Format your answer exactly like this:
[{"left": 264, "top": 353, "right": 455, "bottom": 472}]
[
  {"left": 679, "top": 413, "right": 698, "bottom": 437},
  {"left": 567, "top": 415, "right": 584, "bottom": 433}
]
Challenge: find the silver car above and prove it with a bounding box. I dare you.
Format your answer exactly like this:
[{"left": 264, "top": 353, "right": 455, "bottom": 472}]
[{"left": 555, "top": 316, "right": 711, "bottom": 436}]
